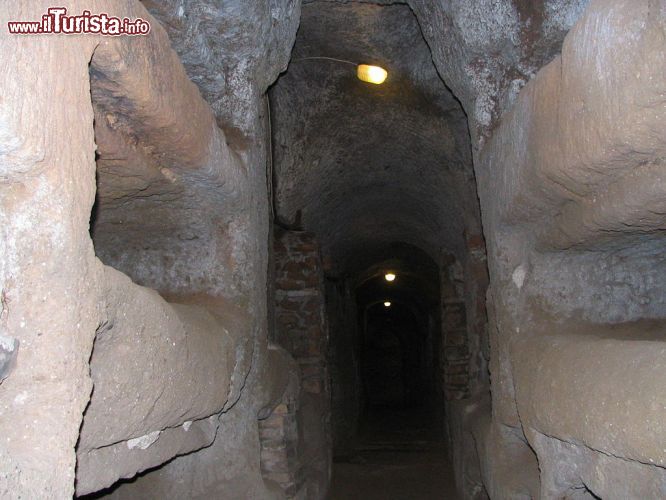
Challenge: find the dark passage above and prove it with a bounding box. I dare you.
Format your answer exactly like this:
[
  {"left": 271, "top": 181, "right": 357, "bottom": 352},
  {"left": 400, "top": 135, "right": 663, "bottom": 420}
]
[
  {"left": 361, "top": 303, "right": 425, "bottom": 409},
  {"left": 329, "top": 261, "right": 458, "bottom": 499}
]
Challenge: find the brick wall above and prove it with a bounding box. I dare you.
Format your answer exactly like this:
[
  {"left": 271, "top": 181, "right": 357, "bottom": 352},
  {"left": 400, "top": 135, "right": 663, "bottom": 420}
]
[
  {"left": 441, "top": 300, "right": 471, "bottom": 400},
  {"left": 273, "top": 228, "right": 329, "bottom": 396},
  {"left": 259, "top": 228, "right": 330, "bottom": 499},
  {"left": 258, "top": 402, "right": 304, "bottom": 497},
  {"left": 463, "top": 231, "right": 490, "bottom": 397}
]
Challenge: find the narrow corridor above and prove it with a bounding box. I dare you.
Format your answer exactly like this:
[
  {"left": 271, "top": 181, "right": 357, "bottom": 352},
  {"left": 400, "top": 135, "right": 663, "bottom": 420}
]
[
  {"left": 3, "top": 1, "right": 665, "bottom": 498},
  {"left": 330, "top": 406, "right": 458, "bottom": 500}
]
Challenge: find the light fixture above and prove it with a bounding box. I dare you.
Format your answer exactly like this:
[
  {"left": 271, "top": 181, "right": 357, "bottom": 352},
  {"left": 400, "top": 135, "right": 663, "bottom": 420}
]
[
  {"left": 291, "top": 57, "right": 388, "bottom": 86},
  {"left": 357, "top": 64, "right": 388, "bottom": 85},
  {"left": 384, "top": 301, "right": 392, "bottom": 308},
  {"left": 384, "top": 272, "right": 396, "bottom": 282}
]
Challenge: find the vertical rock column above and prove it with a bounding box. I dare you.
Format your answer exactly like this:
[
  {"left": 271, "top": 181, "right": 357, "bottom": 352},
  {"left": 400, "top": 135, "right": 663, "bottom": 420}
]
[{"left": 0, "top": 2, "right": 100, "bottom": 497}]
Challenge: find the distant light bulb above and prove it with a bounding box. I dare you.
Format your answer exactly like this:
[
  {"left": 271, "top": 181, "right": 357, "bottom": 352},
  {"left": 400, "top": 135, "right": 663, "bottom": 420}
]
[
  {"left": 357, "top": 64, "right": 388, "bottom": 84},
  {"left": 384, "top": 273, "right": 396, "bottom": 282},
  {"left": 384, "top": 301, "right": 392, "bottom": 307}
]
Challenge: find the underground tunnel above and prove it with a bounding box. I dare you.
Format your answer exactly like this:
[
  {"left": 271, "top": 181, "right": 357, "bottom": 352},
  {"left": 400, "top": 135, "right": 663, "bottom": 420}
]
[{"left": 1, "top": 0, "right": 665, "bottom": 499}]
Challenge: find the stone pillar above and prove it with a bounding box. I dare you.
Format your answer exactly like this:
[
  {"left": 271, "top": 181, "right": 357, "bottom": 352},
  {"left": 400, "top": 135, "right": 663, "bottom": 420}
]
[
  {"left": 270, "top": 228, "right": 331, "bottom": 498},
  {"left": 274, "top": 229, "right": 329, "bottom": 398},
  {"left": 0, "top": 2, "right": 101, "bottom": 497},
  {"left": 258, "top": 402, "right": 303, "bottom": 497}
]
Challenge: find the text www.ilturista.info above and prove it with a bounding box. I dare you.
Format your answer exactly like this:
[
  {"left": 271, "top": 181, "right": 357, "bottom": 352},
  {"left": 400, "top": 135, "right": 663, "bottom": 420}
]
[{"left": 7, "top": 7, "right": 150, "bottom": 36}]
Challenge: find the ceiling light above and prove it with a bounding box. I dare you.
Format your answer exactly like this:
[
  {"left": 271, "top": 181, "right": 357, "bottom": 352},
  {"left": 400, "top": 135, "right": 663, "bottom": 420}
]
[
  {"left": 384, "top": 301, "right": 392, "bottom": 308},
  {"left": 384, "top": 272, "right": 396, "bottom": 282},
  {"left": 357, "top": 64, "right": 388, "bottom": 85}
]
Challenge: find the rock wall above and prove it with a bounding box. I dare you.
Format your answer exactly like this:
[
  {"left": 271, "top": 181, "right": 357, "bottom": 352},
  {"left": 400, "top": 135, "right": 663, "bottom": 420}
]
[
  {"left": 0, "top": 2, "right": 102, "bottom": 496},
  {"left": 468, "top": 0, "right": 666, "bottom": 497},
  {"left": 0, "top": 0, "right": 305, "bottom": 498},
  {"left": 410, "top": 0, "right": 590, "bottom": 147}
]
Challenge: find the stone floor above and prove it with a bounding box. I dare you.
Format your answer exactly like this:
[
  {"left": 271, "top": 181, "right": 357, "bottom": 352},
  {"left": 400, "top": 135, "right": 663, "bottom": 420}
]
[{"left": 329, "top": 405, "right": 459, "bottom": 500}]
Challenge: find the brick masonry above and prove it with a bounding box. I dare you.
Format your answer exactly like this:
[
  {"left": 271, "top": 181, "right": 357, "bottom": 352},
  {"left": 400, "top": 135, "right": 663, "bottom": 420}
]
[
  {"left": 258, "top": 402, "right": 304, "bottom": 497},
  {"left": 273, "top": 228, "right": 329, "bottom": 396},
  {"left": 259, "top": 228, "right": 331, "bottom": 498},
  {"left": 442, "top": 300, "right": 471, "bottom": 400}
]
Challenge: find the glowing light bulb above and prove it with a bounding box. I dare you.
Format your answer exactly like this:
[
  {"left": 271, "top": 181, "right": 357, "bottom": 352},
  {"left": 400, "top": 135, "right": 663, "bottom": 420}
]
[
  {"left": 357, "top": 64, "right": 388, "bottom": 84},
  {"left": 384, "top": 301, "right": 392, "bottom": 308},
  {"left": 384, "top": 272, "right": 396, "bottom": 282}
]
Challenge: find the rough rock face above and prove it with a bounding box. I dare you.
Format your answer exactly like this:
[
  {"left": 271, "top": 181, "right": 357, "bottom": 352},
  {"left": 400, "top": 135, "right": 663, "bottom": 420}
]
[
  {"left": 470, "top": 0, "right": 666, "bottom": 497},
  {"left": 142, "top": 0, "right": 301, "bottom": 137},
  {"left": 76, "top": 267, "right": 252, "bottom": 495},
  {"left": 90, "top": 11, "right": 249, "bottom": 300},
  {"left": 0, "top": 2, "right": 103, "bottom": 496},
  {"left": 1, "top": 0, "right": 303, "bottom": 498},
  {"left": 410, "top": 0, "right": 590, "bottom": 146},
  {"left": 81, "top": 0, "right": 312, "bottom": 497}
]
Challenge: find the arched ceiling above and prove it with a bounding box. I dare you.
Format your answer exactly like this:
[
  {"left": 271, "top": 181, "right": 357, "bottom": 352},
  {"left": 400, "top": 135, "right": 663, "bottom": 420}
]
[{"left": 270, "top": 2, "right": 477, "bottom": 273}]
